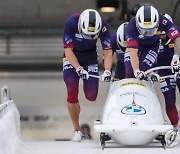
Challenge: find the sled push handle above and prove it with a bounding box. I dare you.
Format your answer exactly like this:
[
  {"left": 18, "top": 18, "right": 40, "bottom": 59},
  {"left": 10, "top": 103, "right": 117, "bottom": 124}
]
[
  {"left": 145, "top": 66, "right": 172, "bottom": 74},
  {"left": 89, "top": 74, "right": 101, "bottom": 79},
  {"left": 145, "top": 66, "right": 176, "bottom": 80},
  {"left": 89, "top": 66, "right": 177, "bottom": 80}
]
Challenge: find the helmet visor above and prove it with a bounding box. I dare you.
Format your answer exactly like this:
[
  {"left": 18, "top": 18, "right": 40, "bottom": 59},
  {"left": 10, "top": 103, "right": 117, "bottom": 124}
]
[{"left": 137, "top": 26, "right": 158, "bottom": 36}]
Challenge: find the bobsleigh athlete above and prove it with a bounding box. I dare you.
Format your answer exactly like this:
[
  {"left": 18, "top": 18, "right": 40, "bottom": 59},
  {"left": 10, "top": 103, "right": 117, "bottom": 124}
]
[
  {"left": 63, "top": 9, "right": 113, "bottom": 142},
  {"left": 125, "top": 4, "right": 180, "bottom": 82},
  {"left": 157, "top": 13, "right": 180, "bottom": 133},
  {"left": 124, "top": 3, "right": 180, "bottom": 146},
  {"left": 111, "top": 22, "right": 128, "bottom": 81}
]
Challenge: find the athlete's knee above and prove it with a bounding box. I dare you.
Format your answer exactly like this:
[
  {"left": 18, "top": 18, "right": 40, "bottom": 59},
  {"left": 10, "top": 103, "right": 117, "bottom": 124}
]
[
  {"left": 66, "top": 83, "right": 79, "bottom": 104},
  {"left": 84, "top": 90, "right": 98, "bottom": 101},
  {"left": 67, "top": 89, "right": 78, "bottom": 103},
  {"left": 86, "top": 96, "right": 97, "bottom": 102},
  {"left": 85, "top": 93, "right": 97, "bottom": 102}
]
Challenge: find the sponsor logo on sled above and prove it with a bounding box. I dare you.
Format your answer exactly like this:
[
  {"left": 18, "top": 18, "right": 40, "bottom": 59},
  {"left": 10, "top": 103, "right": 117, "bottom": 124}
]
[
  {"left": 121, "top": 104, "right": 146, "bottom": 115},
  {"left": 120, "top": 82, "right": 146, "bottom": 87}
]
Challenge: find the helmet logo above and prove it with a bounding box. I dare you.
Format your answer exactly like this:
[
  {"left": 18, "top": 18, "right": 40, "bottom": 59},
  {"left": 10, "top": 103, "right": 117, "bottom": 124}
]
[
  {"left": 143, "top": 22, "right": 152, "bottom": 25},
  {"left": 88, "top": 26, "right": 95, "bottom": 32}
]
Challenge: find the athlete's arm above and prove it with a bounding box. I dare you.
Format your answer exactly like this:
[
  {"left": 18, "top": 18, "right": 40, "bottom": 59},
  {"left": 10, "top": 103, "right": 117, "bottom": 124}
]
[
  {"left": 63, "top": 15, "right": 81, "bottom": 70},
  {"left": 174, "top": 37, "right": 180, "bottom": 55},
  {"left": 128, "top": 48, "right": 139, "bottom": 70},
  {"left": 161, "top": 15, "right": 180, "bottom": 55},
  {"left": 64, "top": 48, "right": 81, "bottom": 69},
  {"left": 103, "top": 49, "right": 113, "bottom": 71},
  {"left": 126, "top": 18, "right": 139, "bottom": 71},
  {"left": 99, "top": 21, "right": 113, "bottom": 71}
]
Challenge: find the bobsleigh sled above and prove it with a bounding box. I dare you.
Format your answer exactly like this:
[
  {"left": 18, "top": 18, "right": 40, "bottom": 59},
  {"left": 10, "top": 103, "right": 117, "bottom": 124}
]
[{"left": 90, "top": 66, "right": 180, "bottom": 149}]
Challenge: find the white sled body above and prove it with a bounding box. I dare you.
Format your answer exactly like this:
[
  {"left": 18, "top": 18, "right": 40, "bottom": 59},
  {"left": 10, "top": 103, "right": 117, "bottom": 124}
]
[{"left": 94, "top": 78, "right": 173, "bottom": 146}]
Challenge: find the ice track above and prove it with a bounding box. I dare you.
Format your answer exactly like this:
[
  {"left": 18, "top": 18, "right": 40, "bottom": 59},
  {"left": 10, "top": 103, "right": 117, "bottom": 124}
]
[{"left": 0, "top": 100, "right": 180, "bottom": 154}]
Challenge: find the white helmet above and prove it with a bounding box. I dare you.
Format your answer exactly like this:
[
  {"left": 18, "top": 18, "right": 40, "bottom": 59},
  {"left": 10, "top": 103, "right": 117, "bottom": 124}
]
[
  {"left": 116, "top": 22, "right": 128, "bottom": 48},
  {"left": 78, "top": 9, "right": 102, "bottom": 39},
  {"left": 136, "top": 5, "right": 159, "bottom": 36},
  {"left": 163, "top": 13, "right": 173, "bottom": 23}
]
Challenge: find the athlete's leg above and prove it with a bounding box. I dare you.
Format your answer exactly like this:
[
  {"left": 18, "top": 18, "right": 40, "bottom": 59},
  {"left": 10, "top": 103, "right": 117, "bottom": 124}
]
[
  {"left": 67, "top": 103, "right": 81, "bottom": 131},
  {"left": 159, "top": 70, "right": 178, "bottom": 126},
  {"left": 83, "top": 64, "right": 99, "bottom": 101},
  {"left": 175, "top": 78, "right": 180, "bottom": 126},
  {"left": 63, "top": 59, "right": 81, "bottom": 131}
]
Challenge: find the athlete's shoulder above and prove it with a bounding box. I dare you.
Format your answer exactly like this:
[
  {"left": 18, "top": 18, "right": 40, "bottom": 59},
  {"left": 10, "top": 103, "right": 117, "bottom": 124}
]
[
  {"left": 158, "top": 14, "right": 176, "bottom": 32},
  {"left": 65, "top": 13, "right": 80, "bottom": 24},
  {"left": 159, "top": 14, "right": 170, "bottom": 26},
  {"left": 127, "top": 17, "right": 136, "bottom": 31},
  {"left": 128, "top": 17, "right": 136, "bottom": 25},
  {"left": 126, "top": 17, "right": 138, "bottom": 37},
  {"left": 100, "top": 20, "right": 110, "bottom": 33}
]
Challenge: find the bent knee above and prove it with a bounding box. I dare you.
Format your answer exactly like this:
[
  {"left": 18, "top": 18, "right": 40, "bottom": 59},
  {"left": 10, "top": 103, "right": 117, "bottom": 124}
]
[
  {"left": 86, "top": 97, "right": 97, "bottom": 102},
  {"left": 85, "top": 93, "right": 97, "bottom": 102},
  {"left": 66, "top": 87, "right": 79, "bottom": 104}
]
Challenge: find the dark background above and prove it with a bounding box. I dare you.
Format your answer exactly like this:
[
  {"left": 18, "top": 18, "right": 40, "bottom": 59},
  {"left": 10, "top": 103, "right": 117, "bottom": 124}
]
[{"left": 0, "top": 0, "right": 179, "bottom": 71}]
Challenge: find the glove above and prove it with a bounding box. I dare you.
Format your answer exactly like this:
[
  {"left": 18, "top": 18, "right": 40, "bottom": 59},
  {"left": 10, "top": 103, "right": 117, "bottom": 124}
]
[
  {"left": 175, "top": 73, "right": 180, "bottom": 79},
  {"left": 76, "top": 67, "right": 89, "bottom": 80},
  {"left": 134, "top": 69, "right": 146, "bottom": 80},
  {"left": 149, "top": 72, "right": 160, "bottom": 82},
  {"left": 100, "top": 70, "right": 111, "bottom": 82},
  {"left": 171, "top": 55, "right": 180, "bottom": 73}
]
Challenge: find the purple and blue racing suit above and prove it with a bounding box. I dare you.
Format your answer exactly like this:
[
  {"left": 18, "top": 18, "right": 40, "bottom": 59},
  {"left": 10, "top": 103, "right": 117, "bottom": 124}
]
[
  {"left": 125, "top": 15, "right": 180, "bottom": 79},
  {"left": 63, "top": 13, "right": 112, "bottom": 103},
  {"left": 157, "top": 26, "right": 180, "bottom": 125},
  {"left": 111, "top": 33, "right": 126, "bottom": 80}
]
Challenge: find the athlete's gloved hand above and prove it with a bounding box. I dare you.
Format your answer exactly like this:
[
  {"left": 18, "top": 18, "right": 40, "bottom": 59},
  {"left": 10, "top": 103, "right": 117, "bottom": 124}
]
[
  {"left": 175, "top": 72, "right": 180, "bottom": 79},
  {"left": 171, "top": 55, "right": 180, "bottom": 73},
  {"left": 100, "top": 70, "right": 111, "bottom": 82},
  {"left": 76, "top": 66, "right": 89, "bottom": 80},
  {"left": 149, "top": 72, "right": 160, "bottom": 82},
  {"left": 134, "top": 69, "right": 146, "bottom": 80}
]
